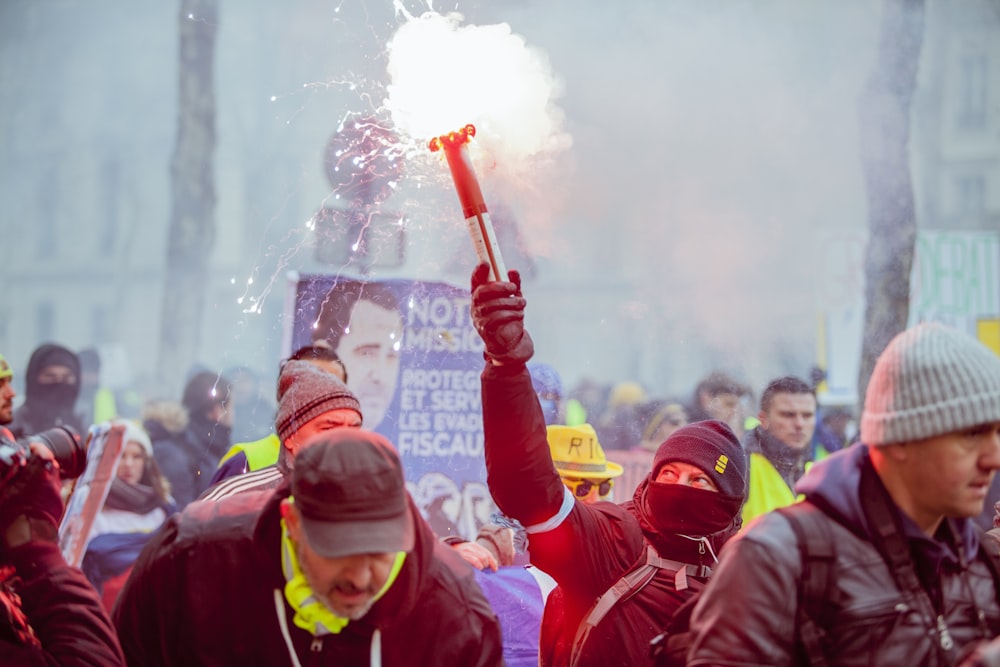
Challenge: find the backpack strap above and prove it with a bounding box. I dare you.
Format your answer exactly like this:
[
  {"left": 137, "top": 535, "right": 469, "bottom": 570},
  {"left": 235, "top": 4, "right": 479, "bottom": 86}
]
[
  {"left": 569, "top": 543, "right": 710, "bottom": 667},
  {"left": 774, "top": 503, "right": 837, "bottom": 667},
  {"left": 857, "top": 455, "right": 959, "bottom": 658}
]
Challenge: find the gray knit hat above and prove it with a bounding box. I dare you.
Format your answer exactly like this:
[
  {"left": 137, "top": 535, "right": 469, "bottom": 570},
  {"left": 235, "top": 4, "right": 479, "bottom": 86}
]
[
  {"left": 861, "top": 323, "right": 1000, "bottom": 445},
  {"left": 275, "top": 360, "right": 362, "bottom": 442}
]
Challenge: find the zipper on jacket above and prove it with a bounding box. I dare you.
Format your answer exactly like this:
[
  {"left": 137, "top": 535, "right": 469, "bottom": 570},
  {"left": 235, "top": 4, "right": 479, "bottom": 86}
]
[
  {"left": 936, "top": 614, "right": 954, "bottom": 651},
  {"left": 311, "top": 637, "right": 323, "bottom": 652}
]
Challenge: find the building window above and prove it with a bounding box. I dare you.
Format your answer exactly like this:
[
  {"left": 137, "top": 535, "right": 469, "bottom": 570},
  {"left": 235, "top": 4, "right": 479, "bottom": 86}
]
[
  {"left": 956, "top": 53, "right": 988, "bottom": 130},
  {"left": 956, "top": 174, "right": 985, "bottom": 215},
  {"left": 91, "top": 305, "right": 111, "bottom": 345},
  {"left": 100, "top": 158, "right": 119, "bottom": 254},
  {"left": 36, "top": 302, "right": 54, "bottom": 341},
  {"left": 35, "top": 167, "right": 57, "bottom": 259}
]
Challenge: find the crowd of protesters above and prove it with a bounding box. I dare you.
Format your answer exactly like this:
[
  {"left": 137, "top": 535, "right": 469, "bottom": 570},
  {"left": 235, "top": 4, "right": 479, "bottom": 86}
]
[{"left": 1, "top": 261, "right": 999, "bottom": 665}]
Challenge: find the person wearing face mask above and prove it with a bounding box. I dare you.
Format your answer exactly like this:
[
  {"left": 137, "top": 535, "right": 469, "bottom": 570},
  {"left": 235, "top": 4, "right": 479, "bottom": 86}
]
[
  {"left": 8, "top": 343, "right": 84, "bottom": 439},
  {"left": 470, "top": 263, "right": 749, "bottom": 667}
]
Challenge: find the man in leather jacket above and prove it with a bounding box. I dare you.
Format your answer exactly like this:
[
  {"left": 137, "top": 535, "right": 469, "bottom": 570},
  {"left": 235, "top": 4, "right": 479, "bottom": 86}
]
[{"left": 688, "top": 322, "right": 1000, "bottom": 666}]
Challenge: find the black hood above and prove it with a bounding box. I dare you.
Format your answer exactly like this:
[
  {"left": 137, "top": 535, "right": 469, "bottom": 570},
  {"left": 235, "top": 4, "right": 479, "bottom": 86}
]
[{"left": 23, "top": 343, "right": 81, "bottom": 405}]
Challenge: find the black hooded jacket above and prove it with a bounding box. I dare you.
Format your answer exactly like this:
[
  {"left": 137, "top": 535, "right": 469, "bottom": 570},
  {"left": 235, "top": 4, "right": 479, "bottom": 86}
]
[
  {"left": 144, "top": 401, "right": 231, "bottom": 509},
  {"left": 482, "top": 362, "right": 737, "bottom": 667},
  {"left": 8, "top": 343, "right": 84, "bottom": 439},
  {"left": 112, "top": 482, "right": 503, "bottom": 666}
]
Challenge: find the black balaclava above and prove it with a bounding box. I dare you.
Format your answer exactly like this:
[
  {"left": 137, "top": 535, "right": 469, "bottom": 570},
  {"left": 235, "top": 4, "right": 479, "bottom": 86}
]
[
  {"left": 630, "top": 420, "right": 749, "bottom": 564},
  {"left": 23, "top": 343, "right": 82, "bottom": 429}
]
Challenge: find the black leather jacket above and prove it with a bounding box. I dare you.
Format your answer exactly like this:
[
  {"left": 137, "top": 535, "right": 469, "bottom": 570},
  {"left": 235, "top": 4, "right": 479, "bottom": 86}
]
[{"left": 688, "top": 444, "right": 1000, "bottom": 666}]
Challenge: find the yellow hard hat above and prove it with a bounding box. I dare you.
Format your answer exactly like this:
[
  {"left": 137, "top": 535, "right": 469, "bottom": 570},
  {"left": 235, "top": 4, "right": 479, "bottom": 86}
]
[
  {"left": 546, "top": 424, "right": 623, "bottom": 480},
  {"left": 0, "top": 353, "right": 12, "bottom": 380},
  {"left": 608, "top": 382, "right": 646, "bottom": 409}
]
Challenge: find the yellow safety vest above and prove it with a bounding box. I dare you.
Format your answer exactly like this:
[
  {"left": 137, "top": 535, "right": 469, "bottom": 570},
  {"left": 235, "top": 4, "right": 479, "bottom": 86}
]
[
  {"left": 217, "top": 433, "right": 281, "bottom": 472},
  {"left": 565, "top": 399, "right": 587, "bottom": 427},
  {"left": 93, "top": 387, "right": 118, "bottom": 424},
  {"left": 741, "top": 447, "right": 827, "bottom": 528}
]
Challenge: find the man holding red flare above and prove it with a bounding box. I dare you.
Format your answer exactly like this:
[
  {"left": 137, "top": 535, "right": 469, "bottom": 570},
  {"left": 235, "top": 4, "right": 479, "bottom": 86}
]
[{"left": 470, "top": 262, "right": 748, "bottom": 667}]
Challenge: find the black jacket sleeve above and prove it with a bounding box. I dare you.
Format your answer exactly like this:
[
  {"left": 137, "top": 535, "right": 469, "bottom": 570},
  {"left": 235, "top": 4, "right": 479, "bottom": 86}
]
[
  {"left": 111, "top": 514, "right": 189, "bottom": 667},
  {"left": 481, "top": 362, "right": 646, "bottom": 597},
  {"left": 1, "top": 541, "right": 125, "bottom": 666},
  {"left": 154, "top": 442, "right": 196, "bottom": 508},
  {"left": 481, "top": 362, "right": 566, "bottom": 526}
]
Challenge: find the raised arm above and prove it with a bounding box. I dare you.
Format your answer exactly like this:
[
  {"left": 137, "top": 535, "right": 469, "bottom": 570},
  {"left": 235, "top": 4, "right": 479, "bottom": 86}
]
[
  {"left": 471, "top": 263, "right": 566, "bottom": 526},
  {"left": 472, "top": 265, "right": 647, "bottom": 600}
]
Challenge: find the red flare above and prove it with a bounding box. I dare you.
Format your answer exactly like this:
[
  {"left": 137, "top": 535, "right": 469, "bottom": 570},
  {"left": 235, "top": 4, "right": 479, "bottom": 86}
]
[{"left": 430, "top": 124, "right": 507, "bottom": 282}]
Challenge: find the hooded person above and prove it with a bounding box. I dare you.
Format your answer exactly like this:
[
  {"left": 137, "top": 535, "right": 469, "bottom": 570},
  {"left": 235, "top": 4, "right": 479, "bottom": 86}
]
[
  {"left": 146, "top": 370, "right": 234, "bottom": 508},
  {"left": 469, "top": 263, "right": 748, "bottom": 667},
  {"left": 112, "top": 429, "right": 504, "bottom": 666},
  {"left": 8, "top": 343, "right": 84, "bottom": 439}
]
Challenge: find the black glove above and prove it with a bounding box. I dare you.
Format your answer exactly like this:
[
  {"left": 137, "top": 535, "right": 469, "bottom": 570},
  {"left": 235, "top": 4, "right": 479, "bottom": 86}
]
[
  {"left": 470, "top": 262, "right": 534, "bottom": 366},
  {"left": 0, "top": 453, "right": 65, "bottom": 549}
]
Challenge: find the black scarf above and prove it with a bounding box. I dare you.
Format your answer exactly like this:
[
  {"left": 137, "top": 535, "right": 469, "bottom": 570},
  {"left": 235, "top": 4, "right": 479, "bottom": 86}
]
[
  {"left": 103, "top": 478, "right": 163, "bottom": 515},
  {"left": 628, "top": 479, "right": 743, "bottom": 566}
]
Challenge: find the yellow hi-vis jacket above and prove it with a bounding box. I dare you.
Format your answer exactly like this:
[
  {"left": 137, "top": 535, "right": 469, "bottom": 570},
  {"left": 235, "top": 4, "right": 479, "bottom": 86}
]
[
  {"left": 741, "top": 448, "right": 827, "bottom": 528},
  {"left": 217, "top": 433, "right": 281, "bottom": 472},
  {"left": 93, "top": 387, "right": 118, "bottom": 424}
]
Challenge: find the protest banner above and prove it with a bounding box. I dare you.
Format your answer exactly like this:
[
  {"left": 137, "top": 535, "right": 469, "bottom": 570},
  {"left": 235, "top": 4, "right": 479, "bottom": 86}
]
[{"left": 286, "top": 274, "right": 493, "bottom": 540}]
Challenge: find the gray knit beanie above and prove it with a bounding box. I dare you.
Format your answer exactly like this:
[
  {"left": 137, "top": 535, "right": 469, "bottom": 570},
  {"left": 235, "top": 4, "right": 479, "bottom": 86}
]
[
  {"left": 275, "top": 360, "right": 362, "bottom": 442},
  {"left": 861, "top": 323, "right": 1000, "bottom": 445}
]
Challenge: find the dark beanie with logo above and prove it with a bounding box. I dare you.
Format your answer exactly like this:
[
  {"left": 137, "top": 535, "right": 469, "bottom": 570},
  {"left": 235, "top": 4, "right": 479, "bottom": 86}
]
[
  {"left": 275, "top": 360, "right": 362, "bottom": 442},
  {"left": 651, "top": 419, "right": 748, "bottom": 499}
]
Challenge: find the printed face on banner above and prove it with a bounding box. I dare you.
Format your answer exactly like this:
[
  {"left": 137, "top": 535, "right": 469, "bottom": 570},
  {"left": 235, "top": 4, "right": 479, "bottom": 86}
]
[
  {"left": 291, "top": 277, "right": 496, "bottom": 541},
  {"left": 335, "top": 299, "right": 404, "bottom": 431}
]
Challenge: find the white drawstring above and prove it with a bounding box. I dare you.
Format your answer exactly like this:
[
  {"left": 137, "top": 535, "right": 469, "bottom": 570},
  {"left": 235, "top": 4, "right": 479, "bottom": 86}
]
[
  {"left": 275, "top": 587, "right": 384, "bottom": 666},
  {"left": 274, "top": 589, "right": 303, "bottom": 667},
  {"left": 370, "top": 628, "right": 382, "bottom": 666},
  {"left": 677, "top": 534, "right": 720, "bottom": 563}
]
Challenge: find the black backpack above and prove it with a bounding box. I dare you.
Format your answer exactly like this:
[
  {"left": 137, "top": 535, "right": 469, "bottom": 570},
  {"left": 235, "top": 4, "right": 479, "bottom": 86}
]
[
  {"left": 650, "top": 496, "right": 1000, "bottom": 667},
  {"left": 568, "top": 543, "right": 712, "bottom": 667},
  {"left": 648, "top": 504, "right": 837, "bottom": 667}
]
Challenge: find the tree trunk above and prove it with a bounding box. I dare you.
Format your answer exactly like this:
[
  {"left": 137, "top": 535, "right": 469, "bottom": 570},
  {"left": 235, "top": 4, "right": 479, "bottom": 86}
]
[
  {"left": 856, "top": 0, "right": 925, "bottom": 411},
  {"left": 158, "top": 0, "right": 218, "bottom": 395}
]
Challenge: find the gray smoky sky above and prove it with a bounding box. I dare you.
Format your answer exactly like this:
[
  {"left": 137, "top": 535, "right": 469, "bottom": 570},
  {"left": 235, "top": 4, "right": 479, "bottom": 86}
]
[
  {"left": 0, "top": 0, "right": 904, "bottom": 401},
  {"left": 375, "top": 0, "right": 883, "bottom": 397}
]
